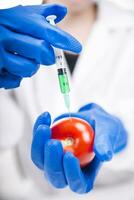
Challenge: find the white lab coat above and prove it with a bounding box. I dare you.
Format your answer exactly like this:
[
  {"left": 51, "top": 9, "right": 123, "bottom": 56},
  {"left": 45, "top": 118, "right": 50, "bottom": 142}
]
[{"left": 0, "top": 1, "right": 134, "bottom": 200}]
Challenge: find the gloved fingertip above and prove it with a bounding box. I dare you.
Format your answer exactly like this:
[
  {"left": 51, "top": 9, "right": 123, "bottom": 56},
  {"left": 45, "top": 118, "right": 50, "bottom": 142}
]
[
  {"left": 43, "top": 56, "right": 55, "bottom": 66},
  {"left": 42, "top": 4, "right": 68, "bottom": 23},
  {"left": 66, "top": 39, "right": 82, "bottom": 54},
  {"left": 94, "top": 134, "right": 113, "bottom": 162},
  {"left": 94, "top": 147, "right": 113, "bottom": 162},
  {"left": 101, "top": 151, "right": 113, "bottom": 162},
  {"left": 40, "top": 111, "right": 51, "bottom": 124},
  {"left": 106, "top": 150, "right": 113, "bottom": 160},
  {"left": 4, "top": 79, "right": 21, "bottom": 89},
  {"left": 75, "top": 42, "right": 82, "bottom": 53},
  {"left": 33, "top": 111, "right": 51, "bottom": 134},
  {"left": 84, "top": 182, "right": 94, "bottom": 194},
  {"left": 45, "top": 139, "right": 63, "bottom": 152},
  {"left": 54, "top": 5, "right": 68, "bottom": 23},
  {"left": 28, "top": 64, "right": 40, "bottom": 77},
  {"left": 3, "top": 74, "right": 22, "bottom": 89}
]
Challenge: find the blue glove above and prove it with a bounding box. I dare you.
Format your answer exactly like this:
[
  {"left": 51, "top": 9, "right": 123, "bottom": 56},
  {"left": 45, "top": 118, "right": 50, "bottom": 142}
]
[
  {"left": 31, "top": 103, "right": 128, "bottom": 194},
  {"left": 0, "top": 4, "right": 82, "bottom": 89}
]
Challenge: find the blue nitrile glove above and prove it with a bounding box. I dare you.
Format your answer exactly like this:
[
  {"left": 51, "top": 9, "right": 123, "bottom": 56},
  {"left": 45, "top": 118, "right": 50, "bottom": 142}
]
[
  {"left": 31, "top": 103, "right": 128, "bottom": 194},
  {"left": 0, "top": 4, "right": 82, "bottom": 89}
]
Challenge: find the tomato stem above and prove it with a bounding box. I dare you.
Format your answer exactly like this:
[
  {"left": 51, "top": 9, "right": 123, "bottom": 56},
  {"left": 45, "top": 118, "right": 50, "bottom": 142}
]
[{"left": 61, "top": 137, "right": 74, "bottom": 147}]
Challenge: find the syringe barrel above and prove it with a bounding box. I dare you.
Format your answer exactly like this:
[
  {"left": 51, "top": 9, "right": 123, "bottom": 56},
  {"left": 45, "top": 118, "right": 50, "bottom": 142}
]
[
  {"left": 54, "top": 48, "right": 65, "bottom": 69},
  {"left": 46, "top": 15, "right": 71, "bottom": 110},
  {"left": 58, "top": 68, "right": 70, "bottom": 94}
]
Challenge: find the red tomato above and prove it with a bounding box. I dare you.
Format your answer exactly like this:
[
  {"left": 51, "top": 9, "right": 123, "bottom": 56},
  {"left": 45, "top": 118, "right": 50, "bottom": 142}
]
[{"left": 51, "top": 117, "right": 95, "bottom": 167}]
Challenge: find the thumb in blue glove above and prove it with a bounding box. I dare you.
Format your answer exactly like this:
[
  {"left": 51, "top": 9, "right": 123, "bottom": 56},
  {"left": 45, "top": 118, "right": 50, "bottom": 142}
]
[
  {"left": 31, "top": 103, "right": 128, "bottom": 194},
  {"left": 0, "top": 4, "right": 82, "bottom": 89}
]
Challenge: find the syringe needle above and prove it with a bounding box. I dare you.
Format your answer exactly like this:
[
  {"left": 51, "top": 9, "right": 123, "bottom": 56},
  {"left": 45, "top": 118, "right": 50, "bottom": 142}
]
[{"left": 63, "top": 94, "right": 70, "bottom": 111}]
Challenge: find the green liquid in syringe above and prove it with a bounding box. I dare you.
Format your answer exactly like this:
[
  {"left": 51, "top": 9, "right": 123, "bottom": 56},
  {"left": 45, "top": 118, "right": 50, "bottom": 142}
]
[{"left": 58, "top": 68, "right": 71, "bottom": 110}]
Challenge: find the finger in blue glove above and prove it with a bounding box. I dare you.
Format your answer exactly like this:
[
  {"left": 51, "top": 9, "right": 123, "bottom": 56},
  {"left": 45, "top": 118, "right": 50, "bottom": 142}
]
[
  {"left": 0, "top": 4, "right": 82, "bottom": 89},
  {"left": 44, "top": 140, "right": 67, "bottom": 188}
]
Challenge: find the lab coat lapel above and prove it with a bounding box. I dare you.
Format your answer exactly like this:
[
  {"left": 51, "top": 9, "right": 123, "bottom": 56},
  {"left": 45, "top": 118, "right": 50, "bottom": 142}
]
[{"left": 72, "top": 22, "right": 110, "bottom": 89}]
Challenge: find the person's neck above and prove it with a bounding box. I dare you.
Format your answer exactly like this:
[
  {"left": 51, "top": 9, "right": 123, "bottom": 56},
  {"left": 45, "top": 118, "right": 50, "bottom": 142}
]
[{"left": 59, "top": 4, "right": 97, "bottom": 47}]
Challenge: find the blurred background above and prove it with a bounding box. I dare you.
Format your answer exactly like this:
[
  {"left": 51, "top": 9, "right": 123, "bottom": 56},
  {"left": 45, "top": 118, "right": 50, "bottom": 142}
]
[{"left": 0, "top": 0, "right": 134, "bottom": 200}]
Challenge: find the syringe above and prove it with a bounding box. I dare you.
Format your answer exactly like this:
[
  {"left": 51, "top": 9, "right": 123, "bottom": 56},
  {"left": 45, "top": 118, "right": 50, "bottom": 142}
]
[{"left": 46, "top": 15, "right": 71, "bottom": 111}]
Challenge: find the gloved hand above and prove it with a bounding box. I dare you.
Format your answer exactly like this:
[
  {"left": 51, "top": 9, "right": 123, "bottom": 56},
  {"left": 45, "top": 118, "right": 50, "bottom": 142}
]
[
  {"left": 0, "top": 4, "right": 82, "bottom": 89},
  {"left": 31, "top": 103, "right": 128, "bottom": 194}
]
